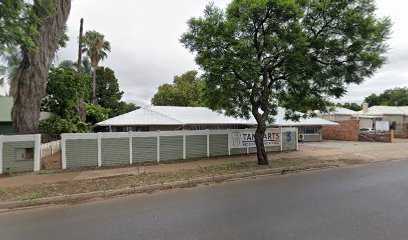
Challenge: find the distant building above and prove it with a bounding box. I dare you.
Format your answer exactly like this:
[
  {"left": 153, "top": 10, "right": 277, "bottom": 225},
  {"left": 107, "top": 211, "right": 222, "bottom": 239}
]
[
  {"left": 320, "top": 103, "right": 408, "bottom": 138},
  {"left": 0, "top": 96, "right": 14, "bottom": 134},
  {"left": 0, "top": 96, "right": 54, "bottom": 134},
  {"left": 96, "top": 106, "right": 337, "bottom": 142}
]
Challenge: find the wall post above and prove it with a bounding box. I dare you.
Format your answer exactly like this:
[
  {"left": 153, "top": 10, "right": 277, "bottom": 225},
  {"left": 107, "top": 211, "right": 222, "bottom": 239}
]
[
  {"left": 206, "top": 129, "right": 210, "bottom": 157},
  {"left": 183, "top": 132, "right": 186, "bottom": 160},
  {"left": 296, "top": 128, "right": 299, "bottom": 150},
  {"left": 280, "top": 128, "right": 283, "bottom": 152},
  {"left": 0, "top": 135, "right": 3, "bottom": 174},
  {"left": 227, "top": 130, "right": 231, "bottom": 156},
  {"left": 97, "top": 132, "right": 102, "bottom": 167},
  {"left": 61, "top": 134, "right": 67, "bottom": 169},
  {"left": 157, "top": 130, "right": 160, "bottom": 162},
  {"left": 129, "top": 131, "right": 133, "bottom": 164},
  {"left": 34, "top": 134, "right": 41, "bottom": 172}
]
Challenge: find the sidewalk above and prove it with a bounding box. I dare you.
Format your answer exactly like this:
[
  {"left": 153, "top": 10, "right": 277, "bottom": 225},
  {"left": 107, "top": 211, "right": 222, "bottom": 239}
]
[{"left": 1, "top": 140, "right": 407, "bottom": 188}]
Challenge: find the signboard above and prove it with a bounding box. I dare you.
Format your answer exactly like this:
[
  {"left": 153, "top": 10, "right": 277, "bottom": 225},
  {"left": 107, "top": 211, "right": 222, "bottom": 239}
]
[
  {"left": 375, "top": 121, "right": 389, "bottom": 132},
  {"left": 230, "top": 128, "right": 280, "bottom": 148},
  {"left": 287, "top": 131, "right": 292, "bottom": 142}
]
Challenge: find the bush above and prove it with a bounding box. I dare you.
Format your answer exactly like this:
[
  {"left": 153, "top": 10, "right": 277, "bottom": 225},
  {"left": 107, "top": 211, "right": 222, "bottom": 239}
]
[{"left": 39, "top": 115, "right": 90, "bottom": 134}]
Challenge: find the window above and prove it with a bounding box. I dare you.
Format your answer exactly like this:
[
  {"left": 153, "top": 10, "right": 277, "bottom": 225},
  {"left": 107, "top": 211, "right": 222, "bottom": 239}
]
[
  {"left": 15, "top": 148, "right": 34, "bottom": 160},
  {"left": 301, "top": 126, "right": 319, "bottom": 134}
]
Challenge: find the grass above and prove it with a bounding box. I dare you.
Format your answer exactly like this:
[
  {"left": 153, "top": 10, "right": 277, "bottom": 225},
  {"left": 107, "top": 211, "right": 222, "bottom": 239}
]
[{"left": 0, "top": 158, "right": 337, "bottom": 203}]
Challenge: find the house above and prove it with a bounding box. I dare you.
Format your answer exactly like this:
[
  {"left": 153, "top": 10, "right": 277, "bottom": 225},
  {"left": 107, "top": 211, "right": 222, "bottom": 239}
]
[
  {"left": 320, "top": 103, "right": 408, "bottom": 138},
  {"left": 96, "top": 106, "right": 337, "bottom": 142},
  {"left": 0, "top": 96, "right": 54, "bottom": 135},
  {"left": 0, "top": 96, "right": 14, "bottom": 134}
]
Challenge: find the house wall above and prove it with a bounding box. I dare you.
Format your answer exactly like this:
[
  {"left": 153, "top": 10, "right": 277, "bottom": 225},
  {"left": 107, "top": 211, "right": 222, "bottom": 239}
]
[
  {"left": 322, "top": 114, "right": 353, "bottom": 122},
  {"left": 359, "top": 118, "right": 373, "bottom": 129},
  {"left": 322, "top": 120, "right": 360, "bottom": 141},
  {"left": 0, "top": 122, "right": 14, "bottom": 135}
]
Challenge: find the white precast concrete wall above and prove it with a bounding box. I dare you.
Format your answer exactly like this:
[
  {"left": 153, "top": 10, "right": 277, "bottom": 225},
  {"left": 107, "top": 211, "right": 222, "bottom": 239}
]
[
  {"left": 0, "top": 134, "right": 41, "bottom": 174},
  {"left": 61, "top": 128, "right": 298, "bottom": 170},
  {"left": 41, "top": 140, "right": 61, "bottom": 158}
]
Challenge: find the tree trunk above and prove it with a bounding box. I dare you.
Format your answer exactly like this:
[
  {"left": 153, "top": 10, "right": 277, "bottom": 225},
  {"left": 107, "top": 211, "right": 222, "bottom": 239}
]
[
  {"left": 254, "top": 119, "right": 268, "bottom": 165},
  {"left": 76, "top": 18, "right": 86, "bottom": 121},
  {"left": 251, "top": 104, "right": 269, "bottom": 165},
  {"left": 12, "top": 0, "right": 71, "bottom": 133},
  {"left": 92, "top": 69, "right": 97, "bottom": 104}
]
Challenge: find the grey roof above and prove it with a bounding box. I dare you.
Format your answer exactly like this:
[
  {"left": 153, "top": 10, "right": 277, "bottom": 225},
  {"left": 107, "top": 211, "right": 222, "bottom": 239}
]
[{"left": 97, "top": 106, "right": 337, "bottom": 127}]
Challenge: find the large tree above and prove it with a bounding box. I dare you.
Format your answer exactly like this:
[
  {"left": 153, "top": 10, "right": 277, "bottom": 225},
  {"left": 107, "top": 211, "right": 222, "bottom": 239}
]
[
  {"left": 151, "top": 70, "right": 206, "bottom": 107},
  {"left": 42, "top": 66, "right": 91, "bottom": 118},
  {"left": 11, "top": 0, "right": 71, "bottom": 133},
  {"left": 181, "top": 0, "right": 391, "bottom": 165},
  {"left": 364, "top": 87, "right": 408, "bottom": 106},
  {"left": 95, "top": 66, "right": 138, "bottom": 117},
  {"left": 82, "top": 30, "right": 111, "bottom": 104}
]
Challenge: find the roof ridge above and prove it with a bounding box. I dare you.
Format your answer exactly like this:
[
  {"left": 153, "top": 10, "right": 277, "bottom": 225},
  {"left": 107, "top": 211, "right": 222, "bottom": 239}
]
[{"left": 143, "top": 107, "right": 185, "bottom": 124}]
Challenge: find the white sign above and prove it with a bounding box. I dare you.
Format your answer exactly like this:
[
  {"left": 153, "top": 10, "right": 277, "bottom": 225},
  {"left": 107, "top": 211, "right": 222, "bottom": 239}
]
[
  {"left": 375, "top": 121, "right": 389, "bottom": 132},
  {"left": 230, "top": 128, "right": 280, "bottom": 148}
]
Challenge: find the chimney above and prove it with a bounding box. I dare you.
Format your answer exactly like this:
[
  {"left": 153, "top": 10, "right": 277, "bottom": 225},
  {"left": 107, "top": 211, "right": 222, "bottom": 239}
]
[{"left": 362, "top": 102, "right": 369, "bottom": 113}]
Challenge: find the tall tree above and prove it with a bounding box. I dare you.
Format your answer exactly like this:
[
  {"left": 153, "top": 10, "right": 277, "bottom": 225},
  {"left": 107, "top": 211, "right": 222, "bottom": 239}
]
[
  {"left": 151, "top": 70, "right": 206, "bottom": 107},
  {"left": 12, "top": 0, "right": 71, "bottom": 133},
  {"left": 181, "top": 0, "right": 391, "bottom": 165},
  {"left": 364, "top": 87, "right": 408, "bottom": 106},
  {"left": 336, "top": 102, "right": 362, "bottom": 111},
  {"left": 42, "top": 66, "right": 91, "bottom": 118},
  {"left": 82, "top": 30, "right": 111, "bottom": 104},
  {"left": 95, "top": 66, "right": 138, "bottom": 117}
]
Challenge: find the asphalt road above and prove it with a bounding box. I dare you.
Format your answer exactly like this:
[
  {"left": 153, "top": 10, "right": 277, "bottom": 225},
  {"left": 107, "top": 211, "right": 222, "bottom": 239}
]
[{"left": 2, "top": 160, "right": 408, "bottom": 240}]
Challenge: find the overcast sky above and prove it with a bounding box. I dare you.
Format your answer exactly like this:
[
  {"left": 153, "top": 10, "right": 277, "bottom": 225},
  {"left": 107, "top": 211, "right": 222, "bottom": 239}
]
[{"left": 54, "top": 0, "right": 408, "bottom": 106}]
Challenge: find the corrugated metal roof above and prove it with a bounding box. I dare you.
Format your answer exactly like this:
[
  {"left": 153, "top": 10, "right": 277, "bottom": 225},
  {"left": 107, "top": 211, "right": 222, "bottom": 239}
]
[
  {"left": 0, "top": 96, "right": 13, "bottom": 122},
  {"left": 357, "top": 106, "right": 408, "bottom": 116},
  {"left": 97, "top": 106, "right": 337, "bottom": 127}
]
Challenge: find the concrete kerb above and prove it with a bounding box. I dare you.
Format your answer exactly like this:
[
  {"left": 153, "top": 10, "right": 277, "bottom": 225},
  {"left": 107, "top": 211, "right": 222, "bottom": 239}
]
[{"left": 0, "top": 163, "right": 335, "bottom": 211}]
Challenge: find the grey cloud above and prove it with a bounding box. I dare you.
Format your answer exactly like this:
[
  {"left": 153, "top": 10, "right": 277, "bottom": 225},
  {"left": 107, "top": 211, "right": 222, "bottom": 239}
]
[{"left": 55, "top": 0, "right": 408, "bottom": 107}]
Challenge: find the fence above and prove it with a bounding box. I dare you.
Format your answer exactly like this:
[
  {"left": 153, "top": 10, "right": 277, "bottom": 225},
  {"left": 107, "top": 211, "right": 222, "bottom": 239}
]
[
  {"left": 41, "top": 140, "right": 61, "bottom": 158},
  {"left": 0, "top": 134, "right": 41, "bottom": 174},
  {"left": 61, "top": 128, "right": 298, "bottom": 170}
]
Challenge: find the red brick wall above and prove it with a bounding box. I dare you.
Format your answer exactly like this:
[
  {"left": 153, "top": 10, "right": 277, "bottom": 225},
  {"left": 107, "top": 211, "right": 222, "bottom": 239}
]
[
  {"left": 359, "top": 132, "right": 391, "bottom": 142},
  {"left": 395, "top": 123, "right": 408, "bottom": 139},
  {"left": 322, "top": 120, "right": 360, "bottom": 141}
]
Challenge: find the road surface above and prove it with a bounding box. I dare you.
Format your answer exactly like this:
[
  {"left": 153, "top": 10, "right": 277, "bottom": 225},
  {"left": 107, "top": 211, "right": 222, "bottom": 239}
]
[{"left": 1, "top": 160, "right": 408, "bottom": 240}]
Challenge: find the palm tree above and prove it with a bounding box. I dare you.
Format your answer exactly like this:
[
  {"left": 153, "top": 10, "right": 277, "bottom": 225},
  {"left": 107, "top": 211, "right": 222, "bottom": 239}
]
[{"left": 82, "top": 30, "right": 111, "bottom": 104}]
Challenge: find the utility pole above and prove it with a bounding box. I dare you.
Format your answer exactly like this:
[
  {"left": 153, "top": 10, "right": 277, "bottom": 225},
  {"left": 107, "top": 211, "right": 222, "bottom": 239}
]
[
  {"left": 76, "top": 18, "right": 86, "bottom": 121},
  {"left": 77, "top": 18, "right": 84, "bottom": 72}
]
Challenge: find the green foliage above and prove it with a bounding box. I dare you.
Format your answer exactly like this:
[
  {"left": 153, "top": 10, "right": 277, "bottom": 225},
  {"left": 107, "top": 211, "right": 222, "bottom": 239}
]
[
  {"left": 85, "top": 103, "right": 109, "bottom": 124},
  {"left": 38, "top": 115, "right": 90, "bottom": 134},
  {"left": 95, "top": 66, "right": 138, "bottom": 117},
  {"left": 111, "top": 101, "right": 138, "bottom": 117},
  {"left": 42, "top": 66, "right": 91, "bottom": 118},
  {"left": 336, "top": 102, "right": 362, "bottom": 111},
  {"left": 151, "top": 70, "right": 206, "bottom": 107},
  {"left": 364, "top": 87, "right": 408, "bottom": 106},
  {"left": 181, "top": 0, "right": 391, "bottom": 122},
  {"left": 95, "top": 67, "right": 123, "bottom": 110},
  {"left": 0, "top": 46, "right": 20, "bottom": 96},
  {"left": 82, "top": 30, "right": 111, "bottom": 69}
]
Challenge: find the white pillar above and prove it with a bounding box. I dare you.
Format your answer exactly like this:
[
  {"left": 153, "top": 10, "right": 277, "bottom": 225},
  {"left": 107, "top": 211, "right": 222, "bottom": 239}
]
[
  {"left": 97, "top": 132, "right": 102, "bottom": 167},
  {"left": 227, "top": 130, "right": 231, "bottom": 156},
  {"left": 129, "top": 131, "right": 133, "bottom": 164},
  {"left": 280, "top": 127, "right": 283, "bottom": 152},
  {"left": 296, "top": 128, "right": 299, "bottom": 151},
  {"left": 61, "top": 134, "right": 67, "bottom": 170},
  {"left": 0, "top": 135, "right": 3, "bottom": 174},
  {"left": 183, "top": 132, "right": 186, "bottom": 160},
  {"left": 206, "top": 129, "right": 210, "bottom": 157},
  {"left": 157, "top": 130, "right": 160, "bottom": 162},
  {"left": 34, "top": 134, "right": 41, "bottom": 172}
]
